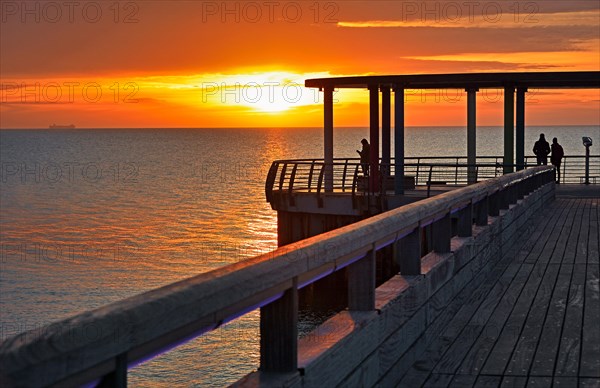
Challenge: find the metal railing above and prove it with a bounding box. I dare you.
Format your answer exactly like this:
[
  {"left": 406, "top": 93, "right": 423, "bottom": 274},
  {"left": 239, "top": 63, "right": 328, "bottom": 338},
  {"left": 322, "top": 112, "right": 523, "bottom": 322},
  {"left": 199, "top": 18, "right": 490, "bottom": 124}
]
[
  {"left": 405, "top": 155, "right": 599, "bottom": 185},
  {"left": 265, "top": 155, "right": 599, "bottom": 200},
  {"left": 0, "top": 167, "right": 555, "bottom": 387}
]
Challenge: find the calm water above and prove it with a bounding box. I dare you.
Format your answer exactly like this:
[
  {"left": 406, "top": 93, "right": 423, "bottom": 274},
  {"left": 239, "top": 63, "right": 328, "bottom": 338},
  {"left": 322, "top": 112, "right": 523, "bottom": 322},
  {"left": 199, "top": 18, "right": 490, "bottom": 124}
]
[{"left": 1, "top": 126, "right": 598, "bottom": 386}]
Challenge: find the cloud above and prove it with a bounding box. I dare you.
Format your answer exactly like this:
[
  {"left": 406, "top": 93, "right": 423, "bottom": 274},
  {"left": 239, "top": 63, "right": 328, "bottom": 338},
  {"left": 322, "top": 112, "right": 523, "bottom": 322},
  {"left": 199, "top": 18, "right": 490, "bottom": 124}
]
[{"left": 337, "top": 10, "right": 600, "bottom": 28}]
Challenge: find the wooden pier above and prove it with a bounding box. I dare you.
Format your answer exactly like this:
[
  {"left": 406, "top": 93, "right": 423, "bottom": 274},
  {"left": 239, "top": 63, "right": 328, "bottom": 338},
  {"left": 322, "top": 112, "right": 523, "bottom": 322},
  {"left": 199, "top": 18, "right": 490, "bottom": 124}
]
[
  {"left": 0, "top": 166, "right": 562, "bottom": 387},
  {"left": 0, "top": 70, "right": 598, "bottom": 387}
]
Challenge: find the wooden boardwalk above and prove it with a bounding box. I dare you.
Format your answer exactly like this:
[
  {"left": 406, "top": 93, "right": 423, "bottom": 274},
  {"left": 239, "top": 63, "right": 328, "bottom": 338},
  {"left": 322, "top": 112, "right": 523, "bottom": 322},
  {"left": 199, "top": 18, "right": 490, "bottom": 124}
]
[{"left": 400, "top": 197, "right": 600, "bottom": 387}]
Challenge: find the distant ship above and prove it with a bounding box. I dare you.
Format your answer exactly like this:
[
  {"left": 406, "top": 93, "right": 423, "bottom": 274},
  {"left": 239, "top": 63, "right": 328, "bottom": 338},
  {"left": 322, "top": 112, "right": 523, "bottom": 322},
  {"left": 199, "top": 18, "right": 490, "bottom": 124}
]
[{"left": 49, "top": 124, "right": 76, "bottom": 129}]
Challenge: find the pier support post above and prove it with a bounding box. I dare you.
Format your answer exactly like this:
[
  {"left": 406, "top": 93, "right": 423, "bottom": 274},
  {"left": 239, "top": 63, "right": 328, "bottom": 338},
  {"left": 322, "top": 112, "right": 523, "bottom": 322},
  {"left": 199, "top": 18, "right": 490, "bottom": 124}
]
[
  {"left": 457, "top": 204, "right": 473, "bottom": 237},
  {"left": 348, "top": 249, "right": 376, "bottom": 310},
  {"left": 432, "top": 214, "right": 452, "bottom": 253},
  {"left": 260, "top": 280, "right": 298, "bottom": 372},
  {"left": 516, "top": 87, "right": 527, "bottom": 170},
  {"left": 467, "top": 88, "right": 478, "bottom": 184},
  {"left": 394, "top": 85, "right": 405, "bottom": 195},
  {"left": 398, "top": 227, "right": 421, "bottom": 275},
  {"left": 324, "top": 86, "right": 334, "bottom": 192},
  {"left": 369, "top": 85, "right": 380, "bottom": 192},
  {"left": 504, "top": 86, "right": 515, "bottom": 174},
  {"left": 381, "top": 86, "right": 391, "bottom": 178}
]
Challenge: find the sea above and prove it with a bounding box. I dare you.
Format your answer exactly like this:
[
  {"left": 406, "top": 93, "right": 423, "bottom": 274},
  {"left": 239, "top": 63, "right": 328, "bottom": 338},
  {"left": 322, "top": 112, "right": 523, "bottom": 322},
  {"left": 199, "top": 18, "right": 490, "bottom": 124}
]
[{"left": 1, "top": 125, "right": 598, "bottom": 387}]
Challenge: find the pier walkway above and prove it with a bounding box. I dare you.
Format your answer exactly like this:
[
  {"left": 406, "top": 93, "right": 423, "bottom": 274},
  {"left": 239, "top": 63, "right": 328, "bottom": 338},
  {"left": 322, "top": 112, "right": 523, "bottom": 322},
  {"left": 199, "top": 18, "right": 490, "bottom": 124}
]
[{"left": 399, "top": 196, "right": 600, "bottom": 387}]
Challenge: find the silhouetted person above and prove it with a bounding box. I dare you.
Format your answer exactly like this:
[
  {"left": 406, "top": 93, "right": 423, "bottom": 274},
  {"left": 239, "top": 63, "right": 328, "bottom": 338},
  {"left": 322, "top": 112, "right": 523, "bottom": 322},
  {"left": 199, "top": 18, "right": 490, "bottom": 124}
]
[
  {"left": 551, "top": 137, "right": 564, "bottom": 183},
  {"left": 533, "top": 133, "right": 550, "bottom": 165},
  {"left": 356, "top": 138, "right": 370, "bottom": 176}
]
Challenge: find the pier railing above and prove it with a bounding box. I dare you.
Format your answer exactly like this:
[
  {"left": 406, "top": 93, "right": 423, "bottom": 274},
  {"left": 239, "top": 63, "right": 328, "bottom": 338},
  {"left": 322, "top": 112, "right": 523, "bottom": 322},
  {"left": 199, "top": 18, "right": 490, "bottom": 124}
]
[
  {"left": 0, "top": 166, "right": 555, "bottom": 387},
  {"left": 265, "top": 155, "right": 598, "bottom": 200},
  {"left": 405, "top": 155, "right": 599, "bottom": 185}
]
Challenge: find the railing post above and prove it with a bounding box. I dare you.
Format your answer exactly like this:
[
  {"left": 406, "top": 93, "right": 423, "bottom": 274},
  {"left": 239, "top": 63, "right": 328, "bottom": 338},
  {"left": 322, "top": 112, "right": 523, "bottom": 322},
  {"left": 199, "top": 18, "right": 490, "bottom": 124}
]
[
  {"left": 475, "top": 197, "right": 489, "bottom": 226},
  {"left": 260, "top": 279, "right": 298, "bottom": 372},
  {"left": 432, "top": 213, "right": 452, "bottom": 253},
  {"left": 307, "top": 160, "right": 315, "bottom": 191},
  {"left": 278, "top": 163, "right": 288, "bottom": 191},
  {"left": 508, "top": 184, "right": 518, "bottom": 204},
  {"left": 97, "top": 353, "right": 127, "bottom": 388},
  {"left": 348, "top": 249, "right": 376, "bottom": 310},
  {"left": 498, "top": 188, "right": 509, "bottom": 210},
  {"left": 489, "top": 192, "right": 500, "bottom": 216},
  {"left": 398, "top": 227, "right": 421, "bottom": 275},
  {"left": 457, "top": 204, "right": 473, "bottom": 237}
]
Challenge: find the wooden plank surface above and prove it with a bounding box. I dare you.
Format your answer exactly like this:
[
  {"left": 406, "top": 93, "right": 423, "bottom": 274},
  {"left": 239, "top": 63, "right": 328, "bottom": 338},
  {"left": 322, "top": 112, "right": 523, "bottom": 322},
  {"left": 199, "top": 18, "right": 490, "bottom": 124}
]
[
  {"left": 399, "top": 198, "right": 600, "bottom": 385},
  {"left": 504, "top": 263, "right": 560, "bottom": 376},
  {"left": 529, "top": 263, "right": 573, "bottom": 376},
  {"left": 554, "top": 263, "right": 586, "bottom": 376},
  {"left": 589, "top": 199, "right": 599, "bottom": 265},
  {"left": 581, "top": 263, "right": 600, "bottom": 377},
  {"left": 456, "top": 199, "right": 573, "bottom": 376}
]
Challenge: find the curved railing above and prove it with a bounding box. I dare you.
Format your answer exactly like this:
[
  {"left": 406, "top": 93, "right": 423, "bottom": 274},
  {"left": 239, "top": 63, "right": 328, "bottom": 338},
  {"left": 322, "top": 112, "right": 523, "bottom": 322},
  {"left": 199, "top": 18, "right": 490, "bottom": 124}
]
[{"left": 0, "top": 167, "right": 555, "bottom": 387}]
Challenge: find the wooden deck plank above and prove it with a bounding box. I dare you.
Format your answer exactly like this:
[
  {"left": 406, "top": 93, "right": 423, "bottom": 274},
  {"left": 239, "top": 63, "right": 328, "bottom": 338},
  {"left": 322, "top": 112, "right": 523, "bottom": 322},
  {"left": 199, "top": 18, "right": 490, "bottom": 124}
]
[
  {"left": 445, "top": 263, "right": 533, "bottom": 375},
  {"left": 450, "top": 374, "right": 478, "bottom": 387},
  {"left": 455, "top": 199, "right": 575, "bottom": 376},
  {"left": 560, "top": 199, "right": 585, "bottom": 264},
  {"left": 540, "top": 199, "right": 582, "bottom": 264},
  {"left": 579, "top": 377, "right": 600, "bottom": 387},
  {"left": 504, "top": 263, "right": 560, "bottom": 375},
  {"left": 423, "top": 373, "right": 454, "bottom": 387},
  {"left": 575, "top": 199, "right": 591, "bottom": 264},
  {"left": 554, "top": 263, "right": 586, "bottom": 376},
  {"left": 480, "top": 260, "right": 555, "bottom": 376},
  {"left": 398, "top": 255, "right": 521, "bottom": 386},
  {"left": 474, "top": 375, "right": 502, "bottom": 387},
  {"left": 525, "top": 376, "right": 552, "bottom": 387},
  {"left": 552, "top": 376, "right": 578, "bottom": 387},
  {"left": 401, "top": 198, "right": 599, "bottom": 385},
  {"left": 525, "top": 199, "right": 575, "bottom": 265},
  {"left": 513, "top": 198, "right": 568, "bottom": 264},
  {"left": 500, "top": 376, "right": 527, "bottom": 387},
  {"left": 589, "top": 199, "right": 599, "bottom": 265},
  {"left": 477, "top": 200, "right": 577, "bottom": 376},
  {"left": 529, "top": 263, "right": 573, "bottom": 376},
  {"left": 580, "top": 263, "right": 600, "bottom": 378}
]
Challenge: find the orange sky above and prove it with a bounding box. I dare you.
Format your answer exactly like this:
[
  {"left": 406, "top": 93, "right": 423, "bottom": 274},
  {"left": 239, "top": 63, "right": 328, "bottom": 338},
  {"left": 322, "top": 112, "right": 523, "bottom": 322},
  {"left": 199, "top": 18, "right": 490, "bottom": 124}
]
[{"left": 1, "top": 0, "right": 599, "bottom": 128}]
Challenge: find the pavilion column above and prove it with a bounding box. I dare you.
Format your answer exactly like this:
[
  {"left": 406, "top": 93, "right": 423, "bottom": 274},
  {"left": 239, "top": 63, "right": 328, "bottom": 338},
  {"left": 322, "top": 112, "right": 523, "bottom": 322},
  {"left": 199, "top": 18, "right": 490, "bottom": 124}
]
[
  {"left": 394, "top": 86, "right": 405, "bottom": 195},
  {"left": 516, "top": 87, "right": 527, "bottom": 170},
  {"left": 466, "top": 88, "right": 478, "bottom": 184},
  {"left": 324, "top": 86, "right": 334, "bottom": 191},
  {"left": 369, "top": 85, "right": 380, "bottom": 192},
  {"left": 381, "top": 86, "right": 391, "bottom": 178},
  {"left": 503, "top": 85, "right": 515, "bottom": 174}
]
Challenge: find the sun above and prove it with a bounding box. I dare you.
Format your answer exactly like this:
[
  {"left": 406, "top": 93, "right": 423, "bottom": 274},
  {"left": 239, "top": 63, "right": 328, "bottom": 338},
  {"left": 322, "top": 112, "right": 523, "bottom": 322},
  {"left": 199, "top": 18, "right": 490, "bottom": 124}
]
[
  {"left": 193, "top": 71, "right": 327, "bottom": 114},
  {"left": 249, "top": 96, "right": 295, "bottom": 113}
]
